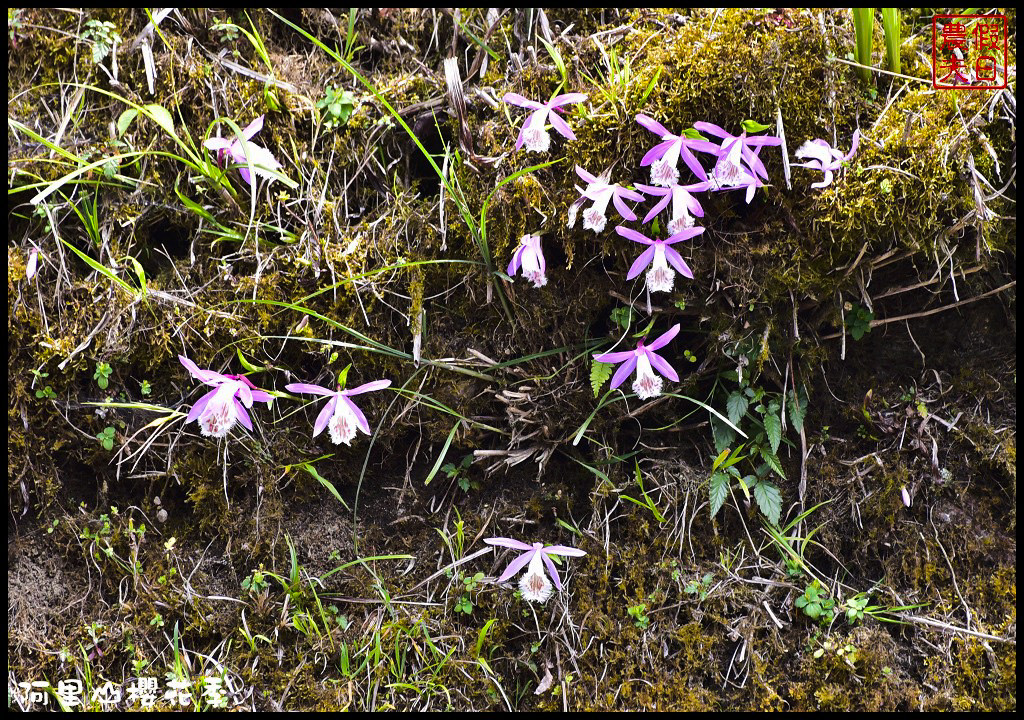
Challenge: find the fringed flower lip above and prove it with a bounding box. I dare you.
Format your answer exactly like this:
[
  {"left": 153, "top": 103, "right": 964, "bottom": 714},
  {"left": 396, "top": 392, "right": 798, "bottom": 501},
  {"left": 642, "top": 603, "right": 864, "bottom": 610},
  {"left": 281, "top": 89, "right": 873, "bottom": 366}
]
[
  {"left": 285, "top": 379, "right": 392, "bottom": 446},
  {"left": 179, "top": 355, "right": 272, "bottom": 438}
]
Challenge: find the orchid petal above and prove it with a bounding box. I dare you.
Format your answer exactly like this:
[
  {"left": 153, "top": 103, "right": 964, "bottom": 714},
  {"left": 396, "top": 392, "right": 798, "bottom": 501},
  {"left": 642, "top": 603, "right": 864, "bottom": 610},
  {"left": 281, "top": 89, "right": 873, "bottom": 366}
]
[
  {"left": 541, "top": 553, "right": 563, "bottom": 590},
  {"left": 664, "top": 246, "right": 694, "bottom": 280},
  {"left": 575, "top": 165, "right": 599, "bottom": 185},
  {"left": 236, "top": 382, "right": 253, "bottom": 408},
  {"left": 679, "top": 144, "right": 709, "bottom": 181},
  {"left": 313, "top": 395, "right": 338, "bottom": 438},
  {"left": 635, "top": 113, "right": 670, "bottom": 138},
  {"left": 286, "top": 382, "right": 336, "bottom": 396},
  {"left": 611, "top": 193, "right": 636, "bottom": 221},
  {"left": 609, "top": 355, "right": 638, "bottom": 389},
  {"left": 845, "top": 129, "right": 860, "bottom": 161},
  {"left": 502, "top": 92, "right": 542, "bottom": 110},
  {"left": 615, "top": 226, "right": 655, "bottom": 245},
  {"left": 344, "top": 379, "right": 392, "bottom": 396},
  {"left": 484, "top": 537, "right": 535, "bottom": 551},
  {"left": 647, "top": 323, "right": 681, "bottom": 351},
  {"left": 186, "top": 387, "right": 219, "bottom": 423},
  {"left": 547, "top": 111, "right": 575, "bottom": 140},
  {"left": 693, "top": 121, "right": 730, "bottom": 139},
  {"left": 234, "top": 401, "right": 253, "bottom": 431},
  {"left": 647, "top": 350, "right": 679, "bottom": 382},
  {"left": 594, "top": 349, "right": 636, "bottom": 363},
  {"left": 627, "top": 245, "right": 658, "bottom": 280},
  {"left": 340, "top": 395, "right": 371, "bottom": 435},
  {"left": 664, "top": 226, "right": 704, "bottom": 244},
  {"left": 497, "top": 550, "right": 535, "bottom": 582},
  {"left": 241, "top": 115, "right": 264, "bottom": 140},
  {"left": 543, "top": 545, "right": 587, "bottom": 557},
  {"left": 640, "top": 138, "right": 677, "bottom": 166},
  {"left": 547, "top": 92, "right": 587, "bottom": 108},
  {"left": 179, "top": 355, "right": 225, "bottom": 386},
  {"left": 249, "top": 389, "right": 273, "bottom": 404}
]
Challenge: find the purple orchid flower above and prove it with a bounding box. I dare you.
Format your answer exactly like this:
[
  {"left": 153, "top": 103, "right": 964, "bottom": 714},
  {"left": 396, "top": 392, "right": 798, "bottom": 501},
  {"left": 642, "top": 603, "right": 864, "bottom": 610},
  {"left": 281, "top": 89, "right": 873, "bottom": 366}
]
[
  {"left": 594, "top": 323, "right": 681, "bottom": 400},
  {"left": 179, "top": 355, "right": 273, "bottom": 438},
  {"left": 484, "top": 537, "right": 586, "bottom": 603},
  {"left": 635, "top": 180, "right": 711, "bottom": 235},
  {"left": 503, "top": 92, "right": 587, "bottom": 153},
  {"left": 693, "top": 122, "right": 781, "bottom": 202},
  {"left": 203, "top": 115, "right": 282, "bottom": 186},
  {"left": 285, "top": 378, "right": 392, "bottom": 446},
  {"left": 793, "top": 130, "right": 861, "bottom": 189},
  {"left": 507, "top": 234, "right": 547, "bottom": 288},
  {"left": 573, "top": 166, "right": 646, "bottom": 233},
  {"left": 615, "top": 226, "right": 704, "bottom": 294},
  {"left": 635, "top": 114, "right": 720, "bottom": 186}
]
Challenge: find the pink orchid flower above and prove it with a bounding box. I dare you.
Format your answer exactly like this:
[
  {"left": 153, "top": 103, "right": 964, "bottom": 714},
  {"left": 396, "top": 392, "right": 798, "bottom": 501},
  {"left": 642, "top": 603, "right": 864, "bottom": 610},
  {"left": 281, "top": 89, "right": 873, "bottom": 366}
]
[
  {"left": 285, "top": 379, "right": 392, "bottom": 446},
  {"left": 503, "top": 92, "right": 587, "bottom": 153},
  {"left": 694, "top": 122, "right": 781, "bottom": 202},
  {"left": 635, "top": 180, "right": 711, "bottom": 234},
  {"left": 179, "top": 355, "right": 273, "bottom": 438},
  {"left": 484, "top": 537, "right": 586, "bottom": 603},
  {"left": 26, "top": 245, "right": 40, "bottom": 280},
  {"left": 574, "top": 165, "right": 646, "bottom": 233},
  {"left": 203, "top": 115, "right": 282, "bottom": 186},
  {"left": 635, "top": 114, "right": 720, "bottom": 186},
  {"left": 615, "top": 226, "right": 704, "bottom": 294},
  {"left": 507, "top": 234, "right": 547, "bottom": 288},
  {"left": 793, "top": 130, "right": 860, "bottom": 188},
  {"left": 594, "top": 323, "right": 681, "bottom": 400}
]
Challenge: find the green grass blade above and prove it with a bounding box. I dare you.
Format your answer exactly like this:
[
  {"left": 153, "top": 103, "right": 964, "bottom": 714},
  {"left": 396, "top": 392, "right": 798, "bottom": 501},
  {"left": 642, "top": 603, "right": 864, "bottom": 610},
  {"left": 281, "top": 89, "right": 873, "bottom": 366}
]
[
  {"left": 880, "top": 9, "right": 901, "bottom": 74},
  {"left": 852, "top": 8, "right": 874, "bottom": 83}
]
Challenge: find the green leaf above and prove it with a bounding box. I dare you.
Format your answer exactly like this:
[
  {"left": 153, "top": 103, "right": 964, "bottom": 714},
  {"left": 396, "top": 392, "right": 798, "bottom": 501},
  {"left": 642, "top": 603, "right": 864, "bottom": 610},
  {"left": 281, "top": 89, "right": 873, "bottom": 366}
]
[
  {"left": 760, "top": 446, "right": 786, "bottom": 480},
  {"left": 763, "top": 411, "right": 782, "bottom": 454},
  {"left": 753, "top": 481, "right": 782, "bottom": 526},
  {"left": 591, "top": 358, "right": 613, "bottom": 398},
  {"left": 741, "top": 119, "right": 771, "bottom": 133},
  {"left": 726, "top": 391, "right": 749, "bottom": 425},
  {"left": 788, "top": 387, "right": 807, "bottom": 433},
  {"left": 143, "top": 104, "right": 176, "bottom": 138},
  {"left": 709, "top": 471, "right": 729, "bottom": 518},
  {"left": 116, "top": 108, "right": 139, "bottom": 136},
  {"left": 424, "top": 422, "right": 458, "bottom": 485},
  {"left": 711, "top": 417, "right": 737, "bottom": 455},
  {"left": 681, "top": 127, "right": 709, "bottom": 141},
  {"left": 235, "top": 350, "right": 261, "bottom": 373}
]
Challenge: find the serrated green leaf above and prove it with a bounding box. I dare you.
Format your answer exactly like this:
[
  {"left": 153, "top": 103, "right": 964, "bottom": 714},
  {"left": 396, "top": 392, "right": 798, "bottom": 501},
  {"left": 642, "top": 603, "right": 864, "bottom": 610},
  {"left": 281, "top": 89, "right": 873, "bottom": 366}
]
[
  {"left": 763, "top": 411, "right": 782, "bottom": 454},
  {"left": 760, "top": 446, "right": 786, "bottom": 480},
  {"left": 709, "top": 471, "right": 729, "bottom": 518},
  {"left": 712, "top": 417, "right": 737, "bottom": 455},
  {"left": 591, "top": 358, "right": 613, "bottom": 398},
  {"left": 726, "top": 391, "right": 749, "bottom": 425},
  {"left": 741, "top": 119, "right": 771, "bottom": 133},
  {"left": 753, "top": 481, "right": 782, "bottom": 526},
  {"left": 788, "top": 387, "right": 807, "bottom": 433}
]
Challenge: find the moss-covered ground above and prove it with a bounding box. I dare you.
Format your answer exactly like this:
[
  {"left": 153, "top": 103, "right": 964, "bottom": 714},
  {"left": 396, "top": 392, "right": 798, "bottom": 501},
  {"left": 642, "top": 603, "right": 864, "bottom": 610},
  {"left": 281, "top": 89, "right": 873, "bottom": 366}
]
[{"left": 8, "top": 8, "right": 1016, "bottom": 711}]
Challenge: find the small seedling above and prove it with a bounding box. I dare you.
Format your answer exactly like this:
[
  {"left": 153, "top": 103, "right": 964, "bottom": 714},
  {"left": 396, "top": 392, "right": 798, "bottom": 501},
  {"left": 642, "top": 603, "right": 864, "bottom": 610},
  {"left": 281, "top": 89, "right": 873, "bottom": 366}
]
[
  {"left": 82, "top": 19, "right": 121, "bottom": 64},
  {"left": 96, "top": 426, "right": 116, "bottom": 451},
  {"left": 844, "top": 302, "right": 873, "bottom": 341},
  {"left": 796, "top": 580, "right": 836, "bottom": 622},
  {"left": 628, "top": 603, "right": 650, "bottom": 629},
  {"left": 455, "top": 572, "right": 484, "bottom": 614},
  {"left": 242, "top": 568, "right": 270, "bottom": 595},
  {"left": 140, "top": 379, "right": 152, "bottom": 396},
  {"left": 442, "top": 454, "right": 477, "bottom": 492},
  {"left": 317, "top": 86, "right": 357, "bottom": 130},
  {"left": 684, "top": 572, "right": 715, "bottom": 600},
  {"left": 94, "top": 361, "right": 113, "bottom": 390}
]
